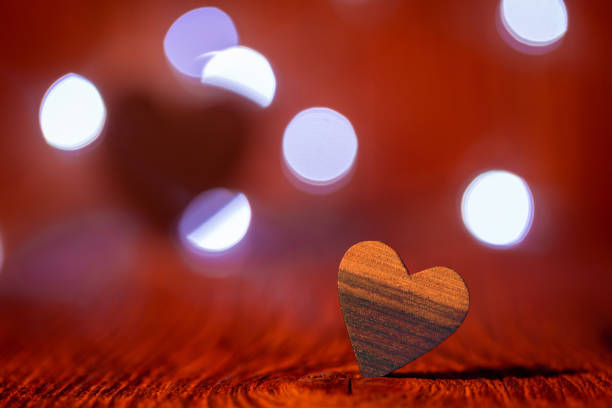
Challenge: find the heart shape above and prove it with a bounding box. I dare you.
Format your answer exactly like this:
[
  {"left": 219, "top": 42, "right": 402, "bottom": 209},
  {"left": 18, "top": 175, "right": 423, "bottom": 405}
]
[{"left": 338, "top": 241, "right": 469, "bottom": 377}]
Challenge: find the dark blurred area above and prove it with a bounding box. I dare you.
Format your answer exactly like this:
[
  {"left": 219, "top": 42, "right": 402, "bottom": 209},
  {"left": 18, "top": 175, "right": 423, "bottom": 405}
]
[
  {"left": 0, "top": 0, "right": 611, "bottom": 405},
  {"left": 105, "top": 90, "right": 251, "bottom": 229}
]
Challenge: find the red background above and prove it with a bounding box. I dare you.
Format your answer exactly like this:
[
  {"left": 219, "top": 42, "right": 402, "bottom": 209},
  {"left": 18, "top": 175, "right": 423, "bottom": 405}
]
[{"left": 0, "top": 0, "right": 610, "bottom": 406}]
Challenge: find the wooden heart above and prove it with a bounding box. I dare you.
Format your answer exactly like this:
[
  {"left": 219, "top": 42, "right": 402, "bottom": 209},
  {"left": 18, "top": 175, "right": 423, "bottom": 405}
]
[{"left": 338, "top": 241, "right": 469, "bottom": 377}]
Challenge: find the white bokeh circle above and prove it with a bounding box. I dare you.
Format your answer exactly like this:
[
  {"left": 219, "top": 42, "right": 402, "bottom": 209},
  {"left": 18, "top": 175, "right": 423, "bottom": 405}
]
[
  {"left": 283, "top": 107, "right": 358, "bottom": 187},
  {"left": 201, "top": 46, "right": 276, "bottom": 108},
  {"left": 179, "top": 188, "right": 252, "bottom": 254},
  {"left": 462, "top": 170, "right": 534, "bottom": 247},
  {"left": 501, "top": 0, "right": 568, "bottom": 47},
  {"left": 39, "top": 73, "right": 106, "bottom": 151}
]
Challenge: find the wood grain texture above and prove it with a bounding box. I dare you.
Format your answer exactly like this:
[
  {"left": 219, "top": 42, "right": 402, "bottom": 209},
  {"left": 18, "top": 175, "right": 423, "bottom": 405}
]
[
  {"left": 338, "top": 241, "right": 469, "bottom": 377},
  {"left": 0, "top": 260, "right": 610, "bottom": 408}
]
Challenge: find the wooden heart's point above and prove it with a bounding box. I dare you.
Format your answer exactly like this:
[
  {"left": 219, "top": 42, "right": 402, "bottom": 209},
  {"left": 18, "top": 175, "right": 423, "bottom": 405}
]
[{"left": 338, "top": 241, "right": 470, "bottom": 378}]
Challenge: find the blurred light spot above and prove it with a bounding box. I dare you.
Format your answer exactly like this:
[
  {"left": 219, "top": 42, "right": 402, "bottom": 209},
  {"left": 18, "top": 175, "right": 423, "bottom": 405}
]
[
  {"left": 462, "top": 170, "right": 534, "bottom": 247},
  {"left": 164, "top": 7, "right": 238, "bottom": 78},
  {"left": 501, "top": 0, "right": 568, "bottom": 48},
  {"left": 39, "top": 74, "right": 106, "bottom": 151},
  {"left": 201, "top": 46, "right": 276, "bottom": 107},
  {"left": 283, "top": 107, "right": 358, "bottom": 191},
  {"left": 179, "top": 189, "right": 251, "bottom": 253}
]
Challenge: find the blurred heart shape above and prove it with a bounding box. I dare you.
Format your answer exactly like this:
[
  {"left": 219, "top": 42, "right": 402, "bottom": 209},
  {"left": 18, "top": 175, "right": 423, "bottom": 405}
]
[{"left": 338, "top": 241, "right": 469, "bottom": 377}]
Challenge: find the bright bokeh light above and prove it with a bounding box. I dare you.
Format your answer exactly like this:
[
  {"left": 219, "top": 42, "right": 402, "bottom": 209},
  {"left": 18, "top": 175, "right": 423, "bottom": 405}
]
[
  {"left": 179, "top": 189, "right": 251, "bottom": 253},
  {"left": 462, "top": 170, "right": 534, "bottom": 247},
  {"left": 39, "top": 74, "right": 106, "bottom": 151},
  {"left": 282, "top": 107, "right": 358, "bottom": 189},
  {"left": 201, "top": 46, "right": 276, "bottom": 107},
  {"left": 501, "top": 0, "right": 568, "bottom": 47},
  {"left": 164, "top": 7, "right": 238, "bottom": 78}
]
